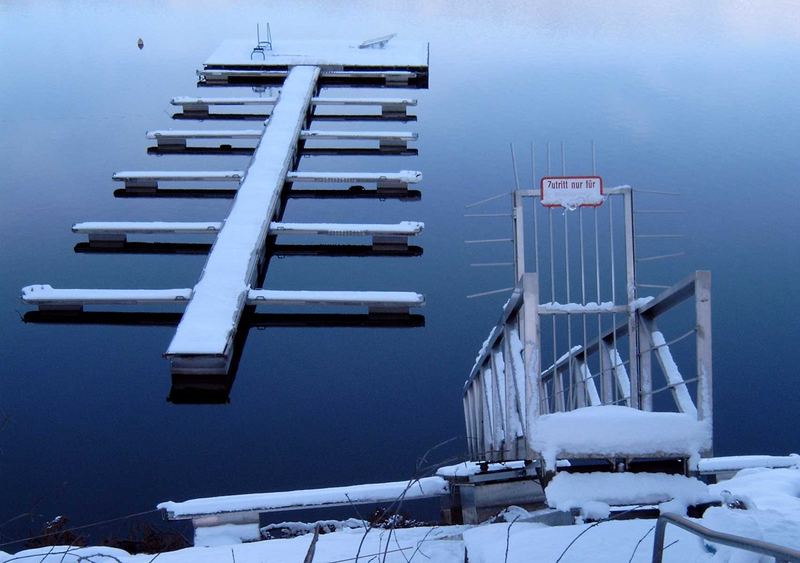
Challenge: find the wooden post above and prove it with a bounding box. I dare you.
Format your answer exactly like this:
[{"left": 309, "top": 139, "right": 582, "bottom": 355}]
[
  {"left": 489, "top": 348, "right": 505, "bottom": 460},
  {"left": 638, "top": 314, "right": 654, "bottom": 411},
  {"left": 695, "top": 270, "right": 713, "bottom": 455},
  {"left": 520, "top": 273, "right": 541, "bottom": 461}
]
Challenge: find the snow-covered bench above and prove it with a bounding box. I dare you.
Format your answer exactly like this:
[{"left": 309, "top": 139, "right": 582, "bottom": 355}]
[{"left": 157, "top": 477, "right": 448, "bottom": 546}]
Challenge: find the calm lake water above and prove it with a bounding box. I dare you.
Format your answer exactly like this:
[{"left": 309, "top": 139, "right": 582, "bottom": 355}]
[{"left": 1, "top": 0, "right": 799, "bottom": 546}]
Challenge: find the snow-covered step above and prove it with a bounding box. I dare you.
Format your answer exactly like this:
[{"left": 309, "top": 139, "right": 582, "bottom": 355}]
[
  {"left": 544, "top": 471, "right": 716, "bottom": 516},
  {"left": 146, "top": 128, "right": 417, "bottom": 149},
  {"left": 21, "top": 285, "right": 192, "bottom": 310},
  {"left": 72, "top": 221, "right": 423, "bottom": 246},
  {"left": 531, "top": 406, "right": 712, "bottom": 472},
  {"left": 247, "top": 289, "right": 424, "bottom": 313}
]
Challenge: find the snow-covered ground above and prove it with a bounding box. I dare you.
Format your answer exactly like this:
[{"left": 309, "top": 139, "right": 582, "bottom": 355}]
[{"left": 3, "top": 466, "right": 798, "bottom": 563}]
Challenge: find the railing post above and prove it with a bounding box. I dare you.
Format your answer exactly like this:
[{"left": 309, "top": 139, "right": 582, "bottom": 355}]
[
  {"left": 622, "top": 187, "right": 640, "bottom": 409},
  {"left": 638, "top": 314, "right": 654, "bottom": 411},
  {"left": 520, "top": 273, "right": 541, "bottom": 460},
  {"left": 651, "top": 516, "right": 668, "bottom": 563},
  {"left": 695, "top": 270, "right": 713, "bottom": 455},
  {"left": 490, "top": 348, "right": 506, "bottom": 460}
]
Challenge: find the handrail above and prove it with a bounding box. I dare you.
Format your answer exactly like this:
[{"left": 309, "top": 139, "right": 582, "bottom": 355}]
[{"left": 652, "top": 512, "right": 800, "bottom": 563}]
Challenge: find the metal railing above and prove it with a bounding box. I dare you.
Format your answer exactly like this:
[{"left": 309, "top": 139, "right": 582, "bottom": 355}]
[
  {"left": 463, "top": 270, "right": 712, "bottom": 465},
  {"left": 652, "top": 513, "right": 800, "bottom": 563}
]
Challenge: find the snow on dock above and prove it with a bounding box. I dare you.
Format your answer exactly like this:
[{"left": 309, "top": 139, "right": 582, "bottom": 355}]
[
  {"left": 111, "top": 170, "right": 422, "bottom": 190},
  {"left": 171, "top": 96, "right": 417, "bottom": 107},
  {"left": 72, "top": 221, "right": 223, "bottom": 235},
  {"left": 165, "top": 65, "right": 320, "bottom": 363},
  {"left": 247, "top": 289, "right": 423, "bottom": 309},
  {"left": 158, "top": 476, "right": 448, "bottom": 520},
  {"left": 21, "top": 285, "right": 423, "bottom": 313},
  {"left": 146, "top": 129, "right": 418, "bottom": 149},
  {"left": 113, "top": 170, "right": 243, "bottom": 182},
  {"left": 20, "top": 285, "right": 192, "bottom": 308},
  {"left": 72, "top": 221, "right": 423, "bottom": 238}
]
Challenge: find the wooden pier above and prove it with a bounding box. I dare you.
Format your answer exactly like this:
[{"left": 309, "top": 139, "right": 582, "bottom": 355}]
[{"left": 21, "top": 38, "right": 429, "bottom": 394}]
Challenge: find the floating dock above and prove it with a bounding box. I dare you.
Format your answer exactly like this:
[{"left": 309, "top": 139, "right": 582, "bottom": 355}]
[{"left": 21, "top": 38, "right": 430, "bottom": 395}]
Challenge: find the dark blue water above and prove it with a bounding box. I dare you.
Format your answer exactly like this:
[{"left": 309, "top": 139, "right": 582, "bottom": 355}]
[{"left": 2, "top": 0, "right": 798, "bottom": 547}]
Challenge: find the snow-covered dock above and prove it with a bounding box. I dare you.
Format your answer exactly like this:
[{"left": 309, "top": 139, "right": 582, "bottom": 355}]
[
  {"left": 21, "top": 284, "right": 423, "bottom": 313},
  {"left": 112, "top": 169, "right": 422, "bottom": 191},
  {"left": 146, "top": 128, "right": 417, "bottom": 151},
  {"left": 21, "top": 38, "right": 428, "bottom": 388},
  {"left": 171, "top": 95, "right": 417, "bottom": 118},
  {"left": 72, "top": 221, "right": 424, "bottom": 247},
  {"left": 199, "top": 39, "right": 429, "bottom": 87}
]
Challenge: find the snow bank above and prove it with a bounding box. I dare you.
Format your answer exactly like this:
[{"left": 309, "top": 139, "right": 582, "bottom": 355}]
[
  {"left": 464, "top": 519, "right": 700, "bottom": 563},
  {"left": 1, "top": 526, "right": 466, "bottom": 563},
  {"left": 530, "top": 405, "right": 711, "bottom": 467},
  {"left": 544, "top": 471, "right": 714, "bottom": 513}
]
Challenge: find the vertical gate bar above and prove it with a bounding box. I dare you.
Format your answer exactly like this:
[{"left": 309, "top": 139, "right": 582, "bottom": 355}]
[
  {"left": 695, "top": 270, "right": 713, "bottom": 455},
  {"left": 546, "top": 143, "right": 558, "bottom": 409},
  {"left": 623, "top": 187, "right": 640, "bottom": 409},
  {"left": 561, "top": 142, "right": 574, "bottom": 410},
  {"left": 531, "top": 143, "right": 540, "bottom": 273},
  {"left": 592, "top": 141, "right": 606, "bottom": 402},
  {"left": 511, "top": 144, "right": 525, "bottom": 281},
  {"left": 609, "top": 194, "right": 623, "bottom": 407},
  {"left": 521, "top": 273, "right": 542, "bottom": 460},
  {"left": 513, "top": 191, "right": 526, "bottom": 282}
]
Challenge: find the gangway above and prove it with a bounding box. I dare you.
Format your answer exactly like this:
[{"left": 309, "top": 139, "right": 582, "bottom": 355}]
[{"left": 457, "top": 171, "right": 714, "bottom": 521}]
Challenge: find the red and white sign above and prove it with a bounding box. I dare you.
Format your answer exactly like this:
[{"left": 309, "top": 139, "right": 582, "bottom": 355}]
[{"left": 540, "top": 176, "right": 604, "bottom": 209}]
